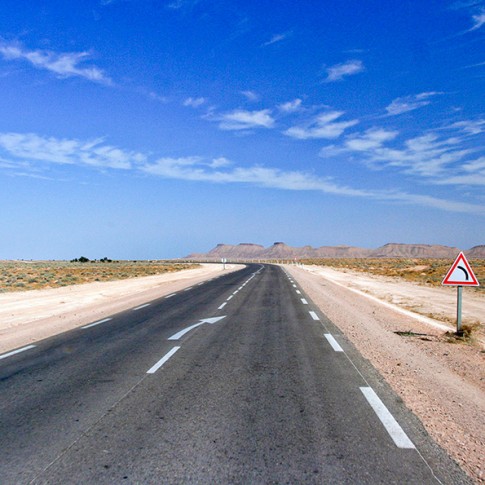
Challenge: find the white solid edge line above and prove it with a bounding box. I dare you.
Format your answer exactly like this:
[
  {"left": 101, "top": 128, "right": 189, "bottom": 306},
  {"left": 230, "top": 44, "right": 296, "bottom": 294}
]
[
  {"left": 82, "top": 318, "right": 112, "bottom": 329},
  {"left": 309, "top": 311, "right": 319, "bottom": 321},
  {"left": 133, "top": 303, "right": 150, "bottom": 311},
  {"left": 301, "top": 298, "right": 308, "bottom": 304},
  {"left": 218, "top": 302, "right": 227, "bottom": 310},
  {"left": 360, "top": 387, "right": 415, "bottom": 449},
  {"left": 147, "top": 346, "right": 180, "bottom": 374},
  {"left": 168, "top": 322, "right": 205, "bottom": 340},
  {"left": 324, "top": 333, "right": 344, "bottom": 352},
  {"left": 0, "top": 344, "right": 36, "bottom": 360}
]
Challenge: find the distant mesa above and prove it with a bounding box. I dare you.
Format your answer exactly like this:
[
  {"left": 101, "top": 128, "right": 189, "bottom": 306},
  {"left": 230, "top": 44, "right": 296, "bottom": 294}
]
[{"left": 184, "top": 242, "right": 485, "bottom": 260}]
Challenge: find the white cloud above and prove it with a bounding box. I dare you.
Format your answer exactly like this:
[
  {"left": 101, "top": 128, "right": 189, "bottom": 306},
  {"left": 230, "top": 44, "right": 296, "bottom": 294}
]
[
  {"left": 385, "top": 92, "right": 443, "bottom": 116},
  {"left": 447, "top": 119, "right": 485, "bottom": 135},
  {"left": 278, "top": 98, "right": 302, "bottom": 113},
  {"left": 324, "top": 59, "right": 364, "bottom": 82},
  {"left": 0, "top": 132, "right": 145, "bottom": 170},
  {"left": 240, "top": 90, "right": 259, "bottom": 102},
  {"left": 218, "top": 109, "right": 275, "bottom": 131},
  {"left": 183, "top": 97, "right": 207, "bottom": 108},
  {"left": 284, "top": 111, "right": 358, "bottom": 140},
  {"left": 0, "top": 42, "right": 111, "bottom": 84},
  {"left": 345, "top": 128, "right": 399, "bottom": 151},
  {"left": 261, "top": 33, "right": 288, "bottom": 47},
  {"left": 469, "top": 8, "right": 485, "bottom": 30}
]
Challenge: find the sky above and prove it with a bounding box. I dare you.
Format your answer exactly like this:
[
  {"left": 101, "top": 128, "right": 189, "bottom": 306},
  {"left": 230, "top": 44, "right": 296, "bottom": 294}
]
[{"left": 0, "top": 0, "right": 484, "bottom": 259}]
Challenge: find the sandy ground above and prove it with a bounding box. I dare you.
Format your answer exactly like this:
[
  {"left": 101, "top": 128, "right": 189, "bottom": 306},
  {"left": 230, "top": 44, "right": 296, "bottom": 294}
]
[
  {"left": 2, "top": 262, "right": 484, "bottom": 482},
  {"left": 285, "top": 264, "right": 485, "bottom": 484},
  {"left": 0, "top": 263, "right": 240, "bottom": 354}
]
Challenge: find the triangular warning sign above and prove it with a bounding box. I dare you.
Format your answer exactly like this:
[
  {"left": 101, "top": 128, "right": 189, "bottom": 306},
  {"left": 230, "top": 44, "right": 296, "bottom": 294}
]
[{"left": 442, "top": 252, "right": 479, "bottom": 286}]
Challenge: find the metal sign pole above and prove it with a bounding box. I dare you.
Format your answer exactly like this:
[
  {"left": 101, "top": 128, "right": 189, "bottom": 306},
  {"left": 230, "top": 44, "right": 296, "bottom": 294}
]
[{"left": 456, "top": 286, "right": 463, "bottom": 335}]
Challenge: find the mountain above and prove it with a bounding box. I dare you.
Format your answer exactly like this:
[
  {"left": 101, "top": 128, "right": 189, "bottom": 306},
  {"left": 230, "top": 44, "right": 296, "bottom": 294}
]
[
  {"left": 370, "top": 243, "right": 460, "bottom": 259},
  {"left": 185, "top": 242, "right": 484, "bottom": 260}
]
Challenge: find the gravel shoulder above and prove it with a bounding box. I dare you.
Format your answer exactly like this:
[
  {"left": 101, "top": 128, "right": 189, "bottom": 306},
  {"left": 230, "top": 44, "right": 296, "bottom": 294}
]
[
  {"left": 285, "top": 264, "right": 485, "bottom": 484},
  {"left": 0, "top": 263, "right": 241, "bottom": 355}
]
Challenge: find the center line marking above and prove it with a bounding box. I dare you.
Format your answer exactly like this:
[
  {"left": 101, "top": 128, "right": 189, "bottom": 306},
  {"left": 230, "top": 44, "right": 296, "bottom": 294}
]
[
  {"left": 309, "top": 311, "right": 319, "bottom": 321},
  {"left": 133, "top": 303, "right": 150, "bottom": 311},
  {"left": 227, "top": 295, "right": 233, "bottom": 301},
  {"left": 218, "top": 302, "right": 227, "bottom": 310},
  {"left": 147, "top": 347, "right": 180, "bottom": 374},
  {"left": 360, "top": 387, "right": 415, "bottom": 449},
  {"left": 324, "top": 333, "right": 344, "bottom": 352},
  {"left": 0, "top": 345, "right": 36, "bottom": 360},
  {"left": 82, "top": 318, "right": 112, "bottom": 329},
  {"left": 301, "top": 298, "right": 308, "bottom": 304}
]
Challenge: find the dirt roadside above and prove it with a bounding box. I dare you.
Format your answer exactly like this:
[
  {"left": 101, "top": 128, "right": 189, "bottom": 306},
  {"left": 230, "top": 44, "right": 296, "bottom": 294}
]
[
  {"left": 285, "top": 264, "right": 484, "bottom": 484},
  {"left": 0, "top": 263, "right": 241, "bottom": 354}
]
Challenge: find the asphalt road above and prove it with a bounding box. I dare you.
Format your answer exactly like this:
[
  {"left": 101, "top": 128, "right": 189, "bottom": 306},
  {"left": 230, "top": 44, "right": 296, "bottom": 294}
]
[{"left": 0, "top": 264, "right": 470, "bottom": 484}]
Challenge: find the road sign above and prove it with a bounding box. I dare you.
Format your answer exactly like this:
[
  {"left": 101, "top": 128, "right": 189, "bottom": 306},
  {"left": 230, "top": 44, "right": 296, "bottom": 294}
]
[{"left": 442, "top": 252, "right": 479, "bottom": 286}]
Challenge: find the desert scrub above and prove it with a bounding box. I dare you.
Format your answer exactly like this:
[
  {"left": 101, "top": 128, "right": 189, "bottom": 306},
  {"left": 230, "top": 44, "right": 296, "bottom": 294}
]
[
  {"left": 300, "top": 258, "right": 485, "bottom": 289},
  {"left": 0, "top": 261, "right": 199, "bottom": 292}
]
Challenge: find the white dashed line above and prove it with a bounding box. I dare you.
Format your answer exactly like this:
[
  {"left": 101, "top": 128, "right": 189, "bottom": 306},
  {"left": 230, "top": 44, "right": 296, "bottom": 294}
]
[
  {"left": 218, "top": 302, "right": 227, "bottom": 310},
  {"left": 184, "top": 287, "right": 193, "bottom": 291},
  {"left": 165, "top": 293, "right": 176, "bottom": 298},
  {"left": 296, "top": 290, "right": 301, "bottom": 294},
  {"left": 292, "top": 284, "right": 297, "bottom": 288},
  {"left": 309, "top": 311, "right": 319, "bottom": 321},
  {"left": 82, "top": 318, "right": 112, "bottom": 329},
  {"left": 147, "top": 347, "right": 180, "bottom": 374},
  {"left": 227, "top": 295, "right": 234, "bottom": 301},
  {"left": 0, "top": 345, "right": 36, "bottom": 360},
  {"left": 133, "top": 303, "right": 150, "bottom": 311},
  {"left": 301, "top": 298, "right": 308, "bottom": 305},
  {"left": 324, "top": 333, "right": 343, "bottom": 352},
  {"left": 360, "top": 387, "right": 415, "bottom": 449}
]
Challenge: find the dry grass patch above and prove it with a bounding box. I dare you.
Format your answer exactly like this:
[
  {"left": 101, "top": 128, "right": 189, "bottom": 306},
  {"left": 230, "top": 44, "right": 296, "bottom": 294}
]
[
  {"left": 0, "top": 260, "right": 199, "bottom": 292},
  {"left": 300, "top": 258, "right": 484, "bottom": 290}
]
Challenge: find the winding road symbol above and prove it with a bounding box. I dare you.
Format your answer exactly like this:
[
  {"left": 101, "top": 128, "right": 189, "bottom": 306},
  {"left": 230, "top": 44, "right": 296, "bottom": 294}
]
[{"left": 457, "top": 265, "right": 469, "bottom": 281}]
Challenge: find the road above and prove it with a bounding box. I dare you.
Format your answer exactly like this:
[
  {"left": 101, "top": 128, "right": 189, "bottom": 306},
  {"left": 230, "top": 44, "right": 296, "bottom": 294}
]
[{"left": 0, "top": 264, "right": 469, "bottom": 484}]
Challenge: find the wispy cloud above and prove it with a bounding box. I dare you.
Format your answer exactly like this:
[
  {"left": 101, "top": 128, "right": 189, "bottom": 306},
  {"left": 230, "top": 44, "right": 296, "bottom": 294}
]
[
  {"left": 469, "top": 8, "right": 485, "bottom": 30},
  {"left": 240, "top": 90, "right": 259, "bottom": 102},
  {"left": 385, "top": 92, "right": 443, "bottom": 116},
  {"left": 284, "top": 111, "right": 358, "bottom": 139},
  {"left": 217, "top": 109, "right": 275, "bottom": 131},
  {"left": 320, "top": 121, "right": 483, "bottom": 181},
  {"left": 183, "top": 97, "right": 207, "bottom": 108},
  {"left": 261, "top": 32, "right": 290, "bottom": 47},
  {"left": 278, "top": 98, "right": 302, "bottom": 113},
  {"left": 0, "top": 42, "right": 111, "bottom": 85},
  {"left": 0, "top": 132, "right": 144, "bottom": 170},
  {"left": 1, "top": 130, "right": 484, "bottom": 215},
  {"left": 324, "top": 59, "right": 364, "bottom": 82}
]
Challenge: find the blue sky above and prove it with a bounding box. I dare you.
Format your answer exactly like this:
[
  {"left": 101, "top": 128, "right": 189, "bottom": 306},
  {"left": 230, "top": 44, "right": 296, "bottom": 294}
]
[{"left": 0, "top": 0, "right": 484, "bottom": 259}]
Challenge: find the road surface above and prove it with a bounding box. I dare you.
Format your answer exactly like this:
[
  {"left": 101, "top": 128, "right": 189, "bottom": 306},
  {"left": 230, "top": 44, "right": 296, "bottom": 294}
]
[{"left": 0, "top": 264, "right": 469, "bottom": 483}]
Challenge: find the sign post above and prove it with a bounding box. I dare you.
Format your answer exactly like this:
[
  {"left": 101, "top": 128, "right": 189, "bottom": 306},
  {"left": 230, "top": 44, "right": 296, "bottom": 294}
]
[{"left": 442, "top": 252, "right": 479, "bottom": 335}]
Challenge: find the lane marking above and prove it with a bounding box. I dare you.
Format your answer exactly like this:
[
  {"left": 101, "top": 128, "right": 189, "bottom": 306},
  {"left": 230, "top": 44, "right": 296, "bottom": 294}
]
[
  {"left": 227, "top": 295, "right": 234, "bottom": 301},
  {"left": 133, "top": 303, "right": 150, "bottom": 311},
  {"left": 309, "top": 311, "right": 319, "bottom": 321},
  {"left": 82, "top": 318, "right": 112, "bottom": 329},
  {"left": 168, "top": 322, "right": 205, "bottom": 340},
  {"left": 184, "top": 287, "right": 193, "bottom": 291},
  {"left": 292, "top": 284, "right": 297, "bottom": 288},
  {"left": 147, "top": 347, "right": 180, "bottom": 374},
  {"left": 0, "top": 345, "right": 36, "bottom": 360},
  {"left": 324, "top": 333, "right": 344, "bottom": 352},
  {"left": 296, "top": 290, "right": 301, "bottom": 294},
  {"left": 360, "top": 387, "right": 415, "bottom": 449},
  {"left": 301, "top": 298, "right": 308, "bottom": 305},
  {"left": 168, "top": 316, "right": 226, "bottom": 340},
  {"left": 165, "top": 293, "right": 176, "bottom": 298},
  {"left": 218, "top": 302, "right": 227, "bottom": 310}
]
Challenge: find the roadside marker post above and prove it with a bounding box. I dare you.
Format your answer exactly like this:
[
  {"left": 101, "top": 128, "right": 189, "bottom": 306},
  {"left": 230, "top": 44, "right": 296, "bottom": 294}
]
[{"left": 442, "top": 252, "right": 479, "bottom": 334}]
